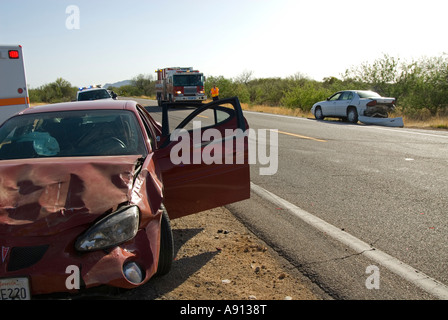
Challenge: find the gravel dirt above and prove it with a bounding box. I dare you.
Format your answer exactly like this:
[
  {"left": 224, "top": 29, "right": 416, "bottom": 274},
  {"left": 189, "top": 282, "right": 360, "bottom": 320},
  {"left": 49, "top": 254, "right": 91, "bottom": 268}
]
[{"left": 123, "top": 206, "right": 321, "bottom": 300}]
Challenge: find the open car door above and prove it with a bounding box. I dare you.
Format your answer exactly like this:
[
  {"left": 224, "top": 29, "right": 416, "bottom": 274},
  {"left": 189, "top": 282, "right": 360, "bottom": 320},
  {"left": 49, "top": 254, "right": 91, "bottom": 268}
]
[{"left": 153, "top": 97, "right": 250, "bottom": 219}]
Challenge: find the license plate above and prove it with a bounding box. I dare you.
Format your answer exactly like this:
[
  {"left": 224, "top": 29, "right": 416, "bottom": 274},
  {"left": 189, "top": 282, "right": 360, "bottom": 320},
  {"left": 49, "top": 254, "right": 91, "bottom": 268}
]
[{"left": 0, "top": 277, "right": 31, "bottom": 300}]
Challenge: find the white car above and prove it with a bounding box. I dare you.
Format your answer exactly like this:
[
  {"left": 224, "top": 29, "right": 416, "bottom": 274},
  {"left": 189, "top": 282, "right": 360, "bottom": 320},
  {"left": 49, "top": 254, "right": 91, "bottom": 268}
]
[{"left": 311, "top": 90, "right": 396, "bottom": 124}]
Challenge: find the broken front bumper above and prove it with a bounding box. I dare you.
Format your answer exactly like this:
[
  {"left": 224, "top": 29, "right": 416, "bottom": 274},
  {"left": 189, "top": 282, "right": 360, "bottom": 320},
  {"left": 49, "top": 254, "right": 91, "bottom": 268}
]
[
  {"left": 358, "top": 116, "right": 404, "bottom": 127},
  {"left": 0, "top": 220, "right": 160, "bottom": 297}
]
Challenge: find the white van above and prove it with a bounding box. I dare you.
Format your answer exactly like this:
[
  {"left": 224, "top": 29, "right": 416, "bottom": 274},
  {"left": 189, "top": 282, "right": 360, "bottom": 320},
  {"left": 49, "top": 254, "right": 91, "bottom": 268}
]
[{"left": 0, "top": 45, "right": 29, "bottom": 124}]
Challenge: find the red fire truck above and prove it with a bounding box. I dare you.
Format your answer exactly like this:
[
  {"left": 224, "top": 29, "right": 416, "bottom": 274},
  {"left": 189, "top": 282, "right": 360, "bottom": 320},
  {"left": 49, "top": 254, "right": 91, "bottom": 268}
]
[{"left": 155, "top": 67, "right": 206, "bottom": 106}]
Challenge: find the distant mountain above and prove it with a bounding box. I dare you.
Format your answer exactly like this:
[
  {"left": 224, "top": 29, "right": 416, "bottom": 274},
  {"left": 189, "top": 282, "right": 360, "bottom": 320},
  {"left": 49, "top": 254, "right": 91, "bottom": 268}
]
[{"left": 103, "top": 80, "right": 132, "bottom": 88}]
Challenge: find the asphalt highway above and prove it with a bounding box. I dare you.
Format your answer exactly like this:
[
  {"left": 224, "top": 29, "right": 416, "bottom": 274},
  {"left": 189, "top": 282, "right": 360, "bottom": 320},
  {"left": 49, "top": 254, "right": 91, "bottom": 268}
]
[{"left": 133, "top": 97, "right": 448, "bottom": 300}]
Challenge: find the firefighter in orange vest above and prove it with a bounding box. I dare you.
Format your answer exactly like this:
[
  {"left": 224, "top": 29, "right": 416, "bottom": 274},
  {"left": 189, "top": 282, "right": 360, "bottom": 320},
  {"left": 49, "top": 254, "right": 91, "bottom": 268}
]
[{"left": 211, "top": 85, "right": 219, "bottom": 101}]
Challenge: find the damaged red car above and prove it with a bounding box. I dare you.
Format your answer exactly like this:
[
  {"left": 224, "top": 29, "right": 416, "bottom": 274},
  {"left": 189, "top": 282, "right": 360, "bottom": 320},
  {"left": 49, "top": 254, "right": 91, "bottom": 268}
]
[{"left": 0, "top": 98, "right": 250, "bottom": 299}]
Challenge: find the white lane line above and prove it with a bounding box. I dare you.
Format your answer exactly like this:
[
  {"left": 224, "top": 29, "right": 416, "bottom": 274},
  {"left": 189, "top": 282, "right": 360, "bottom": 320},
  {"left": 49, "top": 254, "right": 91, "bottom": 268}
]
[
  {"left": 251, "top": 182, "right": 448, "bottom": 300},
  {"left": 347, "top": 124, "right": 448, "bottom": 139}
]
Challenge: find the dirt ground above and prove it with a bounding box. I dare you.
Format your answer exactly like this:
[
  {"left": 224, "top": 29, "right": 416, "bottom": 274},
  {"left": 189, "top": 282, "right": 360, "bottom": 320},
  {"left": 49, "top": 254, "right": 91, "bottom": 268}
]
[{"left": 123, "top": 206, "right": 320, "bottom": 300}]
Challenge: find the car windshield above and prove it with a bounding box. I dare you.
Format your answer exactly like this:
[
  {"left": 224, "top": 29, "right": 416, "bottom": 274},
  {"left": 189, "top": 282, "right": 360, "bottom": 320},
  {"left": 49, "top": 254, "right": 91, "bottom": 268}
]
[
  {"left": 173, "top": 74, "right": 204, "bottom": 86},
  {"left": 0, "top": 110, "right": 147, "bottom": 159},
  {"left": 357, "top": 91, "right": 381, "bottom": 98},
  {"left": 78, "top": 89, "right": 111, "bottom": 101}
]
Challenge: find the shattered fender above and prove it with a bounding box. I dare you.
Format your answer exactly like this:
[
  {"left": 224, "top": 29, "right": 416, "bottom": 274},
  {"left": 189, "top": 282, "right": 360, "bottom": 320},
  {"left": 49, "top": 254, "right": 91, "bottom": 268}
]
[
  {"left": 0, "top": 156, "right": 140, "bottom": 236},
  {"left": 0, "top": 155, "right": 164, "bottom": 295}
]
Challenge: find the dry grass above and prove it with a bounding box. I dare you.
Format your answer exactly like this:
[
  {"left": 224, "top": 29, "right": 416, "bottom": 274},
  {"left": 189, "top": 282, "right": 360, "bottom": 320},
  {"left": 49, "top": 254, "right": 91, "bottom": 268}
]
[
  {"left": 240, "top": 103, "right": 312, "bottom": 119},
  {"left": 30, "top": 102, "right": 47, "bottom": 107},
  {"left": 400, "top": 115, "right": 448, "bottom": 130},
  {"left": 397, "top": 109, "right": 448, "bottom": 130}
]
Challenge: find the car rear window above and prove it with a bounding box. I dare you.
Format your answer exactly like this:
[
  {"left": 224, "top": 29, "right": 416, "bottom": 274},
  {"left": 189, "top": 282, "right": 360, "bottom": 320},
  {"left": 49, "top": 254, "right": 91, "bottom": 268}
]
[
  {"left": 0, "top": 110, "right": 147, "bottom": 159},
  {"left": 357, "top": 91, "right": 381, "bottom": 98},
  {"left": 78, "top": 89, "right": 111, "bottom": 101}
]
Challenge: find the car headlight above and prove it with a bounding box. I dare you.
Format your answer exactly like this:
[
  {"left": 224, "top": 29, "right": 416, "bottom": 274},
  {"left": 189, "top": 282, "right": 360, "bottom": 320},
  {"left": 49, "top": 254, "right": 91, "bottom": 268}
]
[{"left": 75, "top": 206, "right": 140, "bottom": 252}]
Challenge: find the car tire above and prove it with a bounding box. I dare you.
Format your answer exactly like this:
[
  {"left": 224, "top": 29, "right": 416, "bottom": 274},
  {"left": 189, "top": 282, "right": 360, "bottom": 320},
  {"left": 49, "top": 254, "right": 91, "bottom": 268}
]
[
  {"left": 314, "top": 107, "right": 324, "bottom": 120},
  {"left": 155, "top": 204, "right": 174, "bottom": 277},
  {"left": 347, "top": 107, "right": 358, "bottom": 123}
]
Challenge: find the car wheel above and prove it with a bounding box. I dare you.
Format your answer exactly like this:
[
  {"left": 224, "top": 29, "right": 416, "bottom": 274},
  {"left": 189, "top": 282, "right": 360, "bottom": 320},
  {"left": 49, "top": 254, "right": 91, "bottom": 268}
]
[
  {"left": 155, "top": 204, "right": 174, "bottom": 276},
  {"left": 314, "top": 107, "right": 324, "bottom": 120},
  {"left": 347, "top": 107, "right": 358, "bottom": 123}
]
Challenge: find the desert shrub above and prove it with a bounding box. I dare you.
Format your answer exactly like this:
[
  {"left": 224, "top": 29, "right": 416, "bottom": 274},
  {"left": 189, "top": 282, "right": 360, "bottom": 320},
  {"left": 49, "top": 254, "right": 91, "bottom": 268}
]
[
  {"left": 281, "top": 81, "right": 331, "bottom": 111},
  {"left": 29, "top": 78, "right": 77, "bottom": 103}
]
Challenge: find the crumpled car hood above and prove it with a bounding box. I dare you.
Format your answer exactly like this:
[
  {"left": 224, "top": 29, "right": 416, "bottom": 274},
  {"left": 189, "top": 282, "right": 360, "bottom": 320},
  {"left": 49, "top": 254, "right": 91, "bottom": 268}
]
[{"left": 0, "top": 155, "right": 141, "bottom": 237}]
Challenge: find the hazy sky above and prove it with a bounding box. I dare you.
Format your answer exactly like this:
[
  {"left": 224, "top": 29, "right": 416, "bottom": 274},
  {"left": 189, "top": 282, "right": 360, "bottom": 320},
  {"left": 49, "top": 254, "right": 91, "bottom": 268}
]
[{"left": 1, "top": 0, "right": 447, "bottom": 88}]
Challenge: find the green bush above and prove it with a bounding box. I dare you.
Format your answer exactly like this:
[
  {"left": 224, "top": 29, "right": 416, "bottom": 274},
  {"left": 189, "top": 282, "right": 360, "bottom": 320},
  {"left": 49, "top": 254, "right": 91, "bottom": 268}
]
[
  {"left": 205, "top": 76, "right": 235, "bottom": 100},
  {"left": 281, "top": 81, "right": 332, "bottom": 111},
  {"left": 113, "top": 84, "right": 141, "bottom": 97},
  {"left": 344, "top": 54, "right": 448, "bottom": 115},
  {"left": 29, "top": 78, "right": 77, "bottom": 103}
]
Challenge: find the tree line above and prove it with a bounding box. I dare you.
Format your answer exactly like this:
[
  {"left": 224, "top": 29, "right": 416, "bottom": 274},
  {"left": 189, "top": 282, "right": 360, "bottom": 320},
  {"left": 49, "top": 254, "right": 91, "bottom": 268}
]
[
  {"left": 30, "top": 54, "right": 448, "bottom": 119},
  {"left": 29, "top": 74, "right": 155, "bottom": 103},
  {"left": 206, "top": 54, "right": 448, "bottom": 118}
]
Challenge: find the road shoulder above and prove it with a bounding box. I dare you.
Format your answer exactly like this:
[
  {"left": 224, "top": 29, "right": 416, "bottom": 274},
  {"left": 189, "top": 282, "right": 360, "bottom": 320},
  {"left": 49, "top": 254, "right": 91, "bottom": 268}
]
[{"left": 123, "top": 206, "right": 321, "bottom": 300}]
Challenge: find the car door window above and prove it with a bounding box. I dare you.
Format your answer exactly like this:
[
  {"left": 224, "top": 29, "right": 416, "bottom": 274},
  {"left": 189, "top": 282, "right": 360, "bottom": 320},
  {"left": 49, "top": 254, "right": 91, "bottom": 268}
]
[
  {"left": 154, "top": 97, "right": 249, "bottom": 219},
  {"left": 339, "top": 92, "right": 348, "bottom": 100},
  {"left": 158, "top": 98, "right": 246, "bottom": 147},
  {"left": 346, "top": 92, "right": 354, "bottom": 100},
  {"left": 329, "top": 93, "right": 341, "bottom": 101},
  {"left": 168, "top": 99, "right": 246, "bottom": 161},
  {"left": 339, "top": 92, "right": 354, "bottom": 101},
  {"left": 175, "top": 103, "right": 236, "bottom": 131},
  {"left": 332, "top": 92, "right": 350, "bottom": 116}
]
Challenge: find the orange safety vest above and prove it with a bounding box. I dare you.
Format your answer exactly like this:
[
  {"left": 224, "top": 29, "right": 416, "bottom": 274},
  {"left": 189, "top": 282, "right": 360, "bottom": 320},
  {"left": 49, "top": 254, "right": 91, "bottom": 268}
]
[{"left": 211, "top": 87, "right": 219, "bottom": 97}]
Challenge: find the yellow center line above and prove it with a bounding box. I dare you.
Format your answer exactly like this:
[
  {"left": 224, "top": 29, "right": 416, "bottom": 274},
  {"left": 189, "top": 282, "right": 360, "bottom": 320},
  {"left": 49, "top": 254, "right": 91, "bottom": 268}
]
[
  {"left": 197, "top": 114, "right": 208, "bottom": 118},
  {"left": 276, "top": 130, "right": 327, "bottom": 143}
]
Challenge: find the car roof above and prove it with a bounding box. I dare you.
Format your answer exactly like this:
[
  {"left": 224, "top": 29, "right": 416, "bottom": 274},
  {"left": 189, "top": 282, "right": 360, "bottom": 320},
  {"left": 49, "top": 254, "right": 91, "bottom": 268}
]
[
  {"left": 20, "top": 100, "right": 139, "bottom": 115},
  {"left": 78, "top": 87, "right": 108, "bottom": 93},
  {"left": 345, "top": 90, "right": 376, "bottom": 94},
  {"left": 333, "top": 90, "right": 378, "bottom": 95}
]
